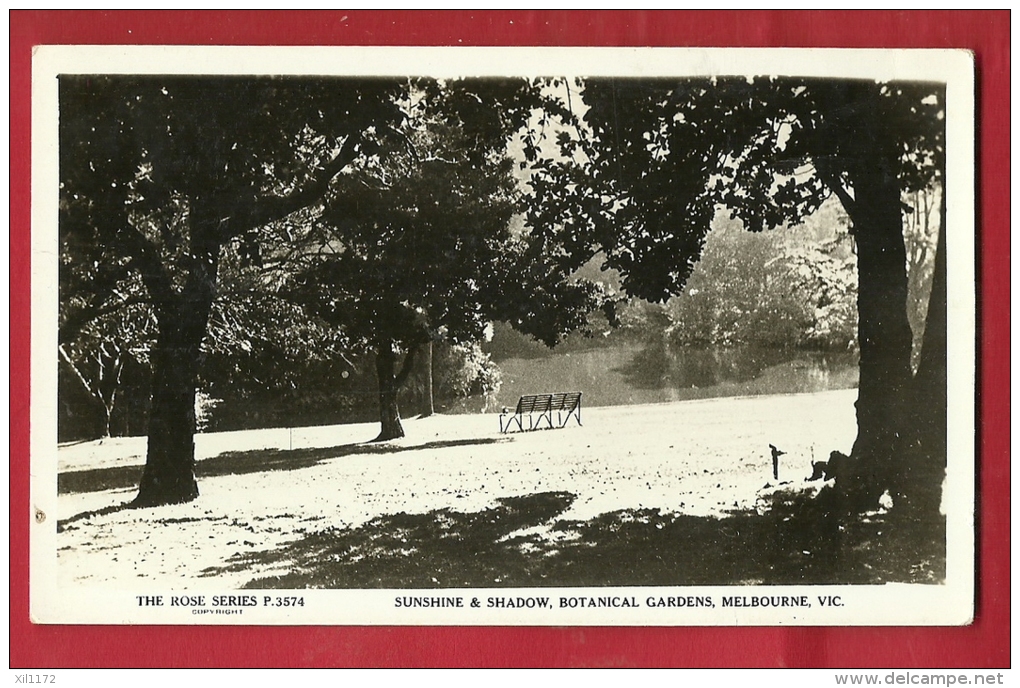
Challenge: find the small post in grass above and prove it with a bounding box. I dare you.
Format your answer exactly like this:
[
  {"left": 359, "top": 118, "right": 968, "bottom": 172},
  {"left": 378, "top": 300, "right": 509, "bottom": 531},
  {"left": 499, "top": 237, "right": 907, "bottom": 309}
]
[{"left": 769, "top": 444, "right": 786, "bottom": 481}]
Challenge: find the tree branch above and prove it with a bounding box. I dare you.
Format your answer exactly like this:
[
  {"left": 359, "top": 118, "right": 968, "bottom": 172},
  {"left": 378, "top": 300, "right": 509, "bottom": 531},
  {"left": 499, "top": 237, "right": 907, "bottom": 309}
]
[
  {"left": 814, "top": 159, "right": 857, "bottom": 222},
  {"left": 59, "top": 292, "right": 150, "bottom": 345},
  {"left": 114, "top": 219, "right": 179, "bottom": 318},
  {"left": 58, "top": 344, "right": 98, "bottom": 399},
  {"left": 242, "top": 132, "right": 366, "bottom": 233}
]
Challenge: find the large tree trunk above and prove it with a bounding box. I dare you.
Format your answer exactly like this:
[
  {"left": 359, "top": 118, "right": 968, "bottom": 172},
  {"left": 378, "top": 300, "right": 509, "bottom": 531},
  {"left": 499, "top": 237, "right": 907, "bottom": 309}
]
[
  {"left": 374, "top": 340, "right": 406, "bottom": 441},
  {"left": 134, "top": 315, "right": 202, "bottom": 506},
  {"left": 373, "top": 339, "right": 420, "bottom": 441},
  {"left": 817, "top": 85, "right": 947, "bottom": 515},
  {"left": 841, "top": 164, "right": 915, "bottom": 508},
  {"left": 133, "top": 223, "right": 220, "bottom": 507}
]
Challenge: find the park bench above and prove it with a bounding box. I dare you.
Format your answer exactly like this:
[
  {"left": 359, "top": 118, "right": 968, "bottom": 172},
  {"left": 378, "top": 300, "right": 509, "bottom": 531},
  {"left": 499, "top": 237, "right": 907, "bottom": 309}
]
[{"left": 499, "top": 392, "right": 582, "bottom": 433}]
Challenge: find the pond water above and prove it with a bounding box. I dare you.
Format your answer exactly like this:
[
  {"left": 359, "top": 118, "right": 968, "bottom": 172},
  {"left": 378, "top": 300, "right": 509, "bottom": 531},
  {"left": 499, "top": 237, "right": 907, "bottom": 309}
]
[{"left": 474, "top": 343, "right": 858, "bottom": 412}]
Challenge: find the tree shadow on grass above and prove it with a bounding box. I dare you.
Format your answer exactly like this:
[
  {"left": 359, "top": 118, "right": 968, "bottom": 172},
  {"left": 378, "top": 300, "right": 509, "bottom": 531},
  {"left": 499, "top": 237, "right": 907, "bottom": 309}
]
[
  {"left": 203, "top": 491, "right": 580, "bottom": 588},
  {"left": 57, "top": 436, "right": 510, "bottom": 496},
  {"left": 202, "top": 489, "right": 945, "bottom": 589},
  {"left": 56, "top": 503, "right": 135, "bottom": 533}
]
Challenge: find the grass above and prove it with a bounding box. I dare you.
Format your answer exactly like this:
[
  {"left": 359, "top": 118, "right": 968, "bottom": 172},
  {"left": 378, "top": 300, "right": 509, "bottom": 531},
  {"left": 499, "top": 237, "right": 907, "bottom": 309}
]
[
  {"left": 54, "top": 389, "right": 945, "bottom": 590},
  {"left": 200, "top": 489, "right": 944, "bottom": 589}
]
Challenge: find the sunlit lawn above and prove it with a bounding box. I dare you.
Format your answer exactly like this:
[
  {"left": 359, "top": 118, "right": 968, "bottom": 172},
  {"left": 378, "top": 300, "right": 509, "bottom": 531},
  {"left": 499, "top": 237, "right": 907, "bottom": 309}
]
[{"left": 55, "top": 389, "right": 944, "bottom": 590}]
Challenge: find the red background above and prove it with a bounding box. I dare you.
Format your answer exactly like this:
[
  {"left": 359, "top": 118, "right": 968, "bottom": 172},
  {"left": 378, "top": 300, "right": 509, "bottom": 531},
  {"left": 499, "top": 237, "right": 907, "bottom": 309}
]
[{"left": 9, "top": 10, "right": 1009, "bottom": 668}]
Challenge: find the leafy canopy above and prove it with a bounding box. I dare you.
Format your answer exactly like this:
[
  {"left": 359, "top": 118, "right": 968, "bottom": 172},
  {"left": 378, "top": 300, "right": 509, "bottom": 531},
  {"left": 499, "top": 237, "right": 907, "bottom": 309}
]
[
  {"left": 529, "top": 76, "right": 945, "bottom": 303},
  {"left": 290, "top": 78, "right": 605, "bottom": 352}
]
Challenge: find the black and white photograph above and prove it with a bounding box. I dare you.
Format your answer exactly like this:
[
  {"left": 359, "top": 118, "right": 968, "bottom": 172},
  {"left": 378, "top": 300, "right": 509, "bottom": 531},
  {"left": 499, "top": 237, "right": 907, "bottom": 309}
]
[{"left": 31, "top": 46, "right": 975, "bottom": 625}]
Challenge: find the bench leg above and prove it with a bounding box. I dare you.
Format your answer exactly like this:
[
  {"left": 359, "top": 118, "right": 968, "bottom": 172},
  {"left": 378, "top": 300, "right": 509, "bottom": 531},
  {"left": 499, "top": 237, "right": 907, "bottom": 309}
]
[
  {"left": 500, "top": 415, "right": 525, "bottom": 433},
  {"left": 567, "top": 407, "right": 581, "bottom": 427}
]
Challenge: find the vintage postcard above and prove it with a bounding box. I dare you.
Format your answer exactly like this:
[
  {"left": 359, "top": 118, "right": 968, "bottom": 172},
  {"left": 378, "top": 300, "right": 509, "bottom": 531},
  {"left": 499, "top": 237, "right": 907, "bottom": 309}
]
[{"left": 31, "top": 45, "right": 975, "bottom": 625}]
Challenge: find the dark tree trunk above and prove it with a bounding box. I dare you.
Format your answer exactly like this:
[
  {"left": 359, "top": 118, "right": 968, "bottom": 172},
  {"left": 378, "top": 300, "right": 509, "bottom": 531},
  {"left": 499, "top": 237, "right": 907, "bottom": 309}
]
[
  {"left": 133, "top": 221, "right": 220, "bottom": 507},
  {"left": 374, "top": 340, "right": 405, "bottom": 441},
  {"left": 914, "top": 191, "right": 947, "bottom": 398},
  {"left": 900, "top": 188, "right": 948, "bottom": 513},
  {"left": 421, "top": 341, "right": 435, "bottom": 417},
  {"left": 842, "top": 164, "right": 915, "bottom": 508},
  {"left": 134, "top": 316, "right": 202, "bottom": 506},
  {"left": 815, "top": 86, "right": 947, "bottom": 514}
]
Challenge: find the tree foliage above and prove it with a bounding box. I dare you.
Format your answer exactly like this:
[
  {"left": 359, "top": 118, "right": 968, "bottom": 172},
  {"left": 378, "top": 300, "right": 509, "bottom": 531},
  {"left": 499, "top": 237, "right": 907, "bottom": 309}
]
[
  {"left": 531, "top": 76, "right": 946, "bottom": 510},
  {"left": 58, "top": 292, "right": 156, "bottom": 439},
  {"left": 658, "top": 212, "right": 855, "bottom": 350},
  {"left": 60, "top": 75, "right": 407, "bottom": 505},
  {"left": 289, "top": 79, "right": 603, "bottom": 440},
  {"left": 532, "top": 77, "right": 942, "bottom": 288}
]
